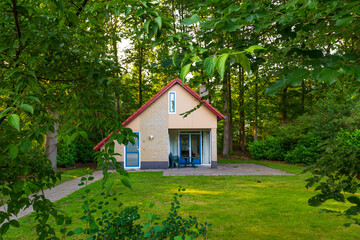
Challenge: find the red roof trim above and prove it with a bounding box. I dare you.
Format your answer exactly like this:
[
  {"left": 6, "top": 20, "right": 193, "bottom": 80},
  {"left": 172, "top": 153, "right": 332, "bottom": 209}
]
[{"left": 94, "top": 78, "right": 224, "bottom": 151}]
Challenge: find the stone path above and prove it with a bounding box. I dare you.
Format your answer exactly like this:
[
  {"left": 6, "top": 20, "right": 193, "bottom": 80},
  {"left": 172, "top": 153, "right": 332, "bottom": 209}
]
[
  {"left": 163, "top": 163, "right": 294, "bottom": 176},
  {"left": 1, "top": 171, "right": 103, "bottom": 221}
]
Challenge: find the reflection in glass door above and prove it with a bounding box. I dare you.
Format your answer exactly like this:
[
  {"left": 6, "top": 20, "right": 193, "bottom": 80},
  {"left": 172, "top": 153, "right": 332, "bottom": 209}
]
[
  {"left": 179, "top": 134, "right": 201, "bottom": 165},
  {"left": 191, "top": 135, "right": 201, "bottom": 164},
  {"left": 180, "top": 135, "right": 189, "bottom": 164},
  {"left": 125, "top": 132, "right": 139, "bottom": 167}
]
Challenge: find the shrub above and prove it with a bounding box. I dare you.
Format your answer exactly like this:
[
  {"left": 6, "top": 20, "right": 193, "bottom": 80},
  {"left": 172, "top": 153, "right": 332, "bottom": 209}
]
[
  {"left": 57, "top": 144, "right": 76, "bottom": 167},
  {"left": 75, "top": 141, "right": 96, "bottom": 163},
  {"left": 284, "top": 133, "right": 321, "bottom": 164},
  {"left": 57, "top": 141, "right": 96, "bottom": 167},
  {"left": 248, "top": 136, "right": 288, "bottom": 161},
  {"left": 336, "top": 129, "right": 360, "bottom": 150},
  {"left": 60, "top": 183, "right": 210, "bottom": 240}
]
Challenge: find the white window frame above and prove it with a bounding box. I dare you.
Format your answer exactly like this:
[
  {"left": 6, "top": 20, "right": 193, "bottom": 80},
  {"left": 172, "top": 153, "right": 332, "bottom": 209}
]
[{"left": 168, "top": 91, "right": 176, "bottom": 114}]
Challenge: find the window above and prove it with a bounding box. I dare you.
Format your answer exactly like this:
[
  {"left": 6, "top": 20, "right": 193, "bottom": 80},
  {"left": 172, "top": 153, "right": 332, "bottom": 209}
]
[{"left": 169, "top": 91, "right": 176, "bottom": 114}]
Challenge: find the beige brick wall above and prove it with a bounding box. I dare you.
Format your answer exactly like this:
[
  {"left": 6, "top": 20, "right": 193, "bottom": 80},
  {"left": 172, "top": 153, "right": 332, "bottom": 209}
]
[
  {"left": 140, "top": 92, "right": 168, "bottom": 162},
  {"left": 114, "top": 140, "right": 124, "bottom": 162},
  {"left": 211, "top": 128, "right": 217, "bottom": 162}
]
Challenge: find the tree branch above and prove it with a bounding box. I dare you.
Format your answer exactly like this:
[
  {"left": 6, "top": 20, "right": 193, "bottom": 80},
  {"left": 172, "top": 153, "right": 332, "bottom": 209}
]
[
  {"left": 11, "top": 0, "right": 22, "bottom": 63},
  {"left": 76, "top": 0, "right": 89, "bottom": 16}
]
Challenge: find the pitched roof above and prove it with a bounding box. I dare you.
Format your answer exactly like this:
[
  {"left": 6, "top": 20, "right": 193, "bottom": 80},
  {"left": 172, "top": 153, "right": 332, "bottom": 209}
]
[{"left": 94, "top": 78, "right": 224, "bottom": 150}]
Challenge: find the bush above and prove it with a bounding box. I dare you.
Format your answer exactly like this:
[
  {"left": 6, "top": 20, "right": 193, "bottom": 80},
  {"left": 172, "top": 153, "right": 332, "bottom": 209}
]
[
  {"left": 248, "top": 136, "right": 288, "bottom": 161},
  {"left": 75, "top": 142, "right": 96, "bottom": 163},
  {"left": 336, "top": 129, "right": 360, "bottom": 150},
  {"left": 284, "top": 133, "right": 321, "bottom": 164},
  {"left": 57, "top": 141, "right": 96, "bottom": 167},
  {"left": 61, "top": 184, "right": 210, "bottom": 239},
  {"left": 57, "top": 144, "right": 76, "bottom": 167}
]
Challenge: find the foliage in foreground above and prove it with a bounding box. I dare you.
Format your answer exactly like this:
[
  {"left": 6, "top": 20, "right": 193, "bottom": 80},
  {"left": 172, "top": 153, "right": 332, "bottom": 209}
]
[
  {"left": 58, "top": 177, "right": 209, "bottom": 240},
  {"left": 306, "top": 129, "right": 360, "bottom": 225}
]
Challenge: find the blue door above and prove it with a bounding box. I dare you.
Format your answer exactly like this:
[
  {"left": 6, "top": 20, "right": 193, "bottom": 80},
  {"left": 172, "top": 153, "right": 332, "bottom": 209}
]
[
  {"left": 125, "top": 132, "right": 140, "bottom": 167},
  {"left": 179, "top": 134, "right": 201, "bottom": 165}
]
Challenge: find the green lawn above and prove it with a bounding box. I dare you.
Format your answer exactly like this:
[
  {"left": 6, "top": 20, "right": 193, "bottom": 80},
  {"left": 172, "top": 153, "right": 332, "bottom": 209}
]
[
  {"left": 5, "top": 162, "right": 360, "bottom": 239},
  {"left": 58, "top": 168, "right": 91, "bottom": 184}
]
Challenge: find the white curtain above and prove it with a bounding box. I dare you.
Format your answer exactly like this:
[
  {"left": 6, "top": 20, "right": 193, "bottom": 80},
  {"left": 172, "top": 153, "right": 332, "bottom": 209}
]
[
  {"left": 202, "top": 131, "right": 211, "bottom": 164},
  {"left": 169, "top": 131, "right": 178, "bottom": 156}
]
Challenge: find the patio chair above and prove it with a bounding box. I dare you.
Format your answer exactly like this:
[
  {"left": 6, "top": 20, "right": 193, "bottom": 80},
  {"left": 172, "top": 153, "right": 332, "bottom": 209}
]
[{"left": 169, "top": 153, "right": 181, "bottom": 168}]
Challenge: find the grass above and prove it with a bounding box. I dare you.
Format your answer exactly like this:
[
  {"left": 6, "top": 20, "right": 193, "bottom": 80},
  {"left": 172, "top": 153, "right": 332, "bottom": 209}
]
[
  {"left": 5, "top": 162, "right": 360, "bottom": 239},
  {"left": 58, "top": 168, "right": 91, "bottom": 184}
]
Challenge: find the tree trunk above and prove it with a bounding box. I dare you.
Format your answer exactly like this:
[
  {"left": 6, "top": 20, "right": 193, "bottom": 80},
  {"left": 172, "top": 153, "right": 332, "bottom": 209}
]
[
  {"left": 254, "top": 81, "right": 258, "bottom": 142},
  {"left": 138, "top": 45, "right": 143, "bottom": 107},
  {"left": 281, "top": 87, "right": 288, "bottom": 126},
  {"left": 228, "top": 71, "right": 233, "bottom": 152},
  {"left": 239, "top": 66, "right": 246, "bottom": 151},
  {"left": 45, "top": 111, "right": 59, "bottom": 172},
  {"left": 207, "top": 78, "right": 212, "bottom": 104},
  {"left": 112, "top": 20, "right": 121, "bottom": 115},
  {"left": 301, "top": 80, "right": 305, "bottom": 113},
  {"left": 222, "top": 74, "right": 230, "bottom": 158}
]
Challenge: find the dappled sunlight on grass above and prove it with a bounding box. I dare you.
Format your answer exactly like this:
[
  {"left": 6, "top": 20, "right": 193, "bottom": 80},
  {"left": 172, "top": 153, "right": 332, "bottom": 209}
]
[{"left": 172, "top": 188, "right": 223, "bottom": 195}]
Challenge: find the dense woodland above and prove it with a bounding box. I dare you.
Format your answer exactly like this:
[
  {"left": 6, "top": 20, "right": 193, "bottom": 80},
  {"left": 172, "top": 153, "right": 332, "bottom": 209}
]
[{"left": 1, "top": 0, "right": 360, "bottom": 238}]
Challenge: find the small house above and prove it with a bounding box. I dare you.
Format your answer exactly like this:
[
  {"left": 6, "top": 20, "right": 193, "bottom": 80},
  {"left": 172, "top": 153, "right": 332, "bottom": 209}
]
[{"left": 94, "top": 78, "right": 224, "bottom": 169}]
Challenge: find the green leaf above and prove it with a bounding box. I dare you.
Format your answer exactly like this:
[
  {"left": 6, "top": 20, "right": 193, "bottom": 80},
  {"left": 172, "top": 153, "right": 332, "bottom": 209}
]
[
  {"left": 20, "top": 104, "right": 34, "bottom": 114},
  {"left": 180, "top": 63, "right": 191, "bottom": 81},
  {"left": 245, "top": 45, "right": 265, "bottom": 54},
  {"left": 121, "top": 177, "right": 132, "bottom": 189},
  {"left": 79, "top": 131, "right": 88, "bottom": 139},
  {"left": 9, "top": 220, "right": 19, "bottom": 228},
  {"left": 228, "top": 4, "right": 241, "bottom": 13},
  {"left": 336, "top": 16, "right": 353, "bottom": 28},
  {"left": 233, "top": 53, "right": 250, "bottom": 73},
  {"left": 116, "top": 167, "right": 129, "bottom": 177},
  {"left": 204, "top": 56, "right": 217, "bottom": 78},
  {"left": 25, "top": 96, "right": 40, "bottom": 103},
  {"left": 0, "top": 222, "right": 10, "bottom": 235},
  {"left": 125, "top": 6, "right": 131, "bottom": 17},
  {"left": 172, "top": 51, "right": 178, "bottom": 66},
  {"left": 68, "top": 12, "right": 79, "bottom": 25},
  {"left": 8, "top": 114, "right": 20, "bottom": 131},
  {"left": 285, "top": 68, "right": 310, "bottom": 87},
  {"left": 181, "top": 14, "right": 201, "bottom": 26},
  {"left": 155, "top": 16, "right": 162, "bottom": 29},
  {"left": 174, "top": 236, "right": 182, "bottom": 240},
  {"left": 265, "top": 79, "right": 286, "bottom": 95},
  {"left": 216, "top": 53, "right": 229, "bottom": 79},
  {"left": 54, "top": 0, "right": 64, "bottom": 10},
  {"left": 58, "top": 18, "right": 66, "bottom": 28},
  {"left": 144, "top": 20, "right": 150, "bottom": 34},
  {"left": 318, "top": 68, "right": 340, "bottom": 84},
  {"left": 73, "top": 227, "right": 83, "bottom": 234},
  {"left": 347, "top": 196, "right": 360, "bottom": 204},
  {"left": 13, "top": 180, "right": 24, "bottom": 193},
  {"left": 153, "top": 225, "right": 163, "bottom": 233},
  {"left": 20, "top": 140, "right": 32, "bottom": 153},
  {"left": 9, "top": 145, "right": 19, "bottom": 160},
  {"left": 0, "top": 107, "right": 14, "bottom": 119}
]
